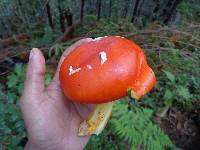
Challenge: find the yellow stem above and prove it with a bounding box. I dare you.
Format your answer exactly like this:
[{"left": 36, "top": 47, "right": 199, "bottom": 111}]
[{"left": 78, "top": 102, "right": 114, "bottom": 136}]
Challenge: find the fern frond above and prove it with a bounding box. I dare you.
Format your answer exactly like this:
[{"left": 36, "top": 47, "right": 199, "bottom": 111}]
[{"left": 111, "top": 101, "right": 174, "bottom": 150}]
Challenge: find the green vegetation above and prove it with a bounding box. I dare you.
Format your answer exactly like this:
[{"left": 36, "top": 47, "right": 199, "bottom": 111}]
[
  {"left": 1, "top": 0, "right": 200, "bottom": 149},
  {"left": 1, "top": 20, "right": 200, "bottom": 149},
  {"left": 86, "top": 102, "right": 174, "bottom": 150},
  {"left": 0, "top": 64, "right": 25, "bottom": 150},
  {"left": 0, "top": 64, "right": 52, "bottom": 150}
]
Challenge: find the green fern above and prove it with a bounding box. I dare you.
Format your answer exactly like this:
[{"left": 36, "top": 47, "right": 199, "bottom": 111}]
[
  {"left": 85, "top": 126, "right": 130, "bottom": 150},
  {"left": 111, "top": 101, "right": 175, "bottom": 150}
]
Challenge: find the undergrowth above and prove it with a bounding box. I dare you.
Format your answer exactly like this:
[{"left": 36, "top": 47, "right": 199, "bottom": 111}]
[
  {"left": 0, "top": 64, "right": 52, "bottom": 150},
  {"left": 111, "top": 101, "right": 174, "bottom": 150},
  {"left": 86, "top": 100, "right": 175, "bottom": 150}
]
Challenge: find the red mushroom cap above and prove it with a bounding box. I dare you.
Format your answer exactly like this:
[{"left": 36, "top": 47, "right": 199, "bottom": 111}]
[{"left": 59, "top": 36, "right": 156, "bottom": 104}]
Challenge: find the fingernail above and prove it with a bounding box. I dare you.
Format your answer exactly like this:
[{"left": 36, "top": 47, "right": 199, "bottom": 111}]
[
  {"left": 29, "top": 50, "right": 34, "bottom": 60},
  {"left": 29, "top": 48, "right": 39, "bottom": 60}
]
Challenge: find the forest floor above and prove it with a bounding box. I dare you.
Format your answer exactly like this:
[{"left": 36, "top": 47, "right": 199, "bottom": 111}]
[
  {"left": 156, "top": 106, "right": 200, "bottom": 149},
  {"left": 1, "top": 21, "right": 200, "bottom": 149}
]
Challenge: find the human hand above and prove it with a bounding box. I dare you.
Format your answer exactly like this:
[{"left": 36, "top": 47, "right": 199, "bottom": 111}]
[{"left": 20, "top": 38, "right": 93, "bottom": 150}]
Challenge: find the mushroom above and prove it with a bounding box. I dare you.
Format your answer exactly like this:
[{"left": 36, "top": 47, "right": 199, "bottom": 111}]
[{"left": 59, "top": 36, "right": 156, "bottom": 136}]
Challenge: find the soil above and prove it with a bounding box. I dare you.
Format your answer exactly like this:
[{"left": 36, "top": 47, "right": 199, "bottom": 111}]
[{"left": 156, "top": 105, "right": 200, "bottom": 150}]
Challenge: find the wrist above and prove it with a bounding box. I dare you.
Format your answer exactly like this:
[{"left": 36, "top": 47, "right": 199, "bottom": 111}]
[
  {"left": 24, "top": 140, "right": 87, "bottom": 150},
  {"left": 24, "top": 135, "right": 90, "bottom": 150}
]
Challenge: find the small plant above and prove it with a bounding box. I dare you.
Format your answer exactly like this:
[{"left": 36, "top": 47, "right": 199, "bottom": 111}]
[
  {"left": 48, "top": 43, "right": 65, "bottom": 59},
  {"left": 41, "top": 27, "right": 54, "bottom": 45},
  {"left": 162, "top": 70, "right": 195, "bottom": 110},
  {"left": 7, "top": 64, "right": 25, "bottom": 94}
]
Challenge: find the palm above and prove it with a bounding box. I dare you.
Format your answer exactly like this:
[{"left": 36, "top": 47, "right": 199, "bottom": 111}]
[{"left": 25, "top": 83, "right": 92, "bottom": 149}]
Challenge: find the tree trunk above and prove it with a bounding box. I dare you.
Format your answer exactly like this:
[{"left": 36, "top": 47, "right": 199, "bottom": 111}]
[
  {"left": 46, "top": 2, "right": 54, "bottom": 30},
  {"left": 153, "top": 0, "right": 160, "bottom": 14},
  {"left": 17, "top": 0, "right": 22, "bottom": 6},
  {"left": 137, "top": 0, "right": 144, "bottom": 17},
  {"left": 121, "top": 0, "right": 130, "bottom": 18},
  {"left": 131, "top": 0, "right": 141, "bottom": 22},
  {"left": 64, "top": 9, "right": 73, "bottom": 27},
  {"left": 80, "top": 0, "right": 85, "bottom": 22},
  {"left": 58, "top": 5, "right": 65, "bottom": 33},
  {"left": 97, "top": 0, "right": 102, "bottom": 21},
  {"left": 152, "top": 0, "right": 160, "bottom": 21},
  {"left": 108, "top": 0, "right": 112, "bottom": 18},
  {"left": 163, "top": 0, "right": 183, "bottom": 24},
  {"left": 160, "top": 0, "right": 174, "bottom": 20}
]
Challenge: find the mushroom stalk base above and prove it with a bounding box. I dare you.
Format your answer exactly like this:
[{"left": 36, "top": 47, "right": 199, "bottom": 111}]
[{"left": 78, "top": 102, "right": 114, "bottom": 136}]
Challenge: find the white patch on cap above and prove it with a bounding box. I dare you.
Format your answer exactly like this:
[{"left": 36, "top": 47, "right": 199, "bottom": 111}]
[
  {"left": 99, "top": 51, "right": 107, "bottom": 64},
  {"left": 87, "top": 65, "right": 92, "bottom": 69},
  {"left": 115, "top": 36, "right": 125, "bottom": 38},
  {"left": 69, "top": 66, "right": 81, "bottom": 76},
  {"left": 92, "top": 37, "right": 103, "bottom": 41}
]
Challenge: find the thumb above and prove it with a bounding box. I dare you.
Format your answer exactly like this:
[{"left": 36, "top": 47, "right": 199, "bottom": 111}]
[{"left": 24, "top": 48, "right": 46, "bottom": 95}]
